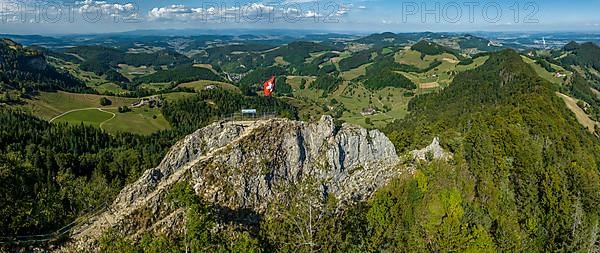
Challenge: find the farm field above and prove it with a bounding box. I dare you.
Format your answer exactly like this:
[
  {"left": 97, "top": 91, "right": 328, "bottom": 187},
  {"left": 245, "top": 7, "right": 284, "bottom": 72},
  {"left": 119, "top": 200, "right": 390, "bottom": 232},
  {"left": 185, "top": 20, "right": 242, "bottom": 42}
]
[
  {"left": 557, "top": 92, "right": 597, "bottom": 132},
  {"left": 53, "top": 109, "right": 114, "bottom": 128},
  {"left": 50, "top": 57, "right": 127, "bottom": 94},
  {"left": 400, "top": 55, "right": 488, "bottom": 92},
  {"left": 20, "top": 91, "right": 174, "bottom": 135},
  {"left": 101, "top": 107, "right": 170, "bottom": 135},
  {"left": 178, "top": 80, "right": 240, "bottom": 93},
  {"left": 591, "top": 87, "right": 600, "bottom": 99},
  {"left": 118, "top": 64, "right": 156, "bottom": 80},
  {"left": 285, "top": 52, "right": 492, "bottom": 128},
  {"left": 341, "top": 63, "right": 371, "bottom": 81},
  {"left": 139, "top": 82, "right": 173, "bottom": 91},
  {"left": 521, "top": 56, "right": 571, "bottom": 85},
  {"left": 22, "top": 91, "right": 138, "bottom": 119},
  {"left": 394, "top": 49, "right": 432, "bottom": 68},
  {"left": 287, "top": 76, "right": 412, "bottom": 128},
  {"left": 192, "top": 64, "right": 217, "bottom": 73}
]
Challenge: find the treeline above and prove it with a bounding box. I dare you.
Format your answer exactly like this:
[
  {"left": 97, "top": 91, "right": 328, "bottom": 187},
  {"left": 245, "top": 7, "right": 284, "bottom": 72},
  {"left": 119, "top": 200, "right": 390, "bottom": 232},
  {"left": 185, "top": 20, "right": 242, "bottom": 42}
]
[
  {"left": 353, "top": 32, "right": 426, "bottom": 47},
  {"left": 338, "top": 50, "right": 373, "bottom": 71},
  {"left": 265, "top": 41, "right": 335, "bottom": 65},
  {"left": 359, "top": 55, "right": 417, "bottom": 90},
  {"left": 162, "top": 89, "right": 297, "bottom": 133},
  {"left": 561, "top": 41, "right": 600, "bottom": 70},
  {"left": 64, "top": 46, "right": 191, "bottom": 76},
  {"left": 0, "top": 88, "right": 299, "bottom": 237},
  {"left": 0, "top": 110, "right": 176, "bottom": 236},
  {"left": 362, "top": 69, "right": 415, "bottom": 90},
  {"left": 310, "top": 73, "right": 343, "bottom": 95},
  {"left": 237, "top": 66, "right": 287, "bottom": 95},
  {"left": 311, "top": 52, "right": 338, "bottom": 65},
  {"left": 0, "top": 39, "right": 88, "bottom": 93},
  {"left": 53, "top": 50, "right": 600, "bottom": 253},
  {"left": 411, "top": 40, "right": 465, "bottom": 60},
  {"left": 292, "top": 62, "right": 337, "bottom": 76},
  {"left": 60, "top": 45, "right": 192, "bottom": 87},
  {"left": 204, "top": 44, "right": 276, "bottom": 58},
  {"left": 382, "top": 50, "right": 600, "bottom": 252},
  {"left": 133, "top": 65, "right": 224, "bottom": 87}
]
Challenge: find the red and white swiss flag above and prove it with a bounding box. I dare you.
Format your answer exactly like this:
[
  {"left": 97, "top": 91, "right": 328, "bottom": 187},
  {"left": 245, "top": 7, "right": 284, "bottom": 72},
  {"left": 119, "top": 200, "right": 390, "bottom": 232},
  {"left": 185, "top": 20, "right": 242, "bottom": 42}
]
[{"left": 263, "top": 76, "right": 276, "bottom": 96}]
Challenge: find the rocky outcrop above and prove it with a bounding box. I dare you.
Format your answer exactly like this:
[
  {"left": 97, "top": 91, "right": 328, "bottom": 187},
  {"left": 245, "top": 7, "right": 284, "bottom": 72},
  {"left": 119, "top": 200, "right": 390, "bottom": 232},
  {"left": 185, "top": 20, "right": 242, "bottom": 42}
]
[
  {"left": 411, "top": 137, "right": 452, "bottom": 161},
  {"left": 62, "top": 116, "right": 400, "bottom": 252}
]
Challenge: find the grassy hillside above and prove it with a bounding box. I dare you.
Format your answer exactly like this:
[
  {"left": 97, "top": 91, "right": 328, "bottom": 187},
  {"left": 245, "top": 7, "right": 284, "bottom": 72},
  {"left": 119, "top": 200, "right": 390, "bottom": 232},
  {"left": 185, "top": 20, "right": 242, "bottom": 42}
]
[
  {"left": 49, "top": 57, "right": 127, "bottom": 94},
  {"left": 380, "top": 50, "right": 600, "bottom": 251},
  {"left": 177, "top": 80, "right": 240, "bottom": 93},
  {"left": 53, "top": 109, "right": 114, "bottom": 128},
  {"left": 521, "top": 55, "right": 571, "bottom": 85},
  {"left": 561, "top": 41, "right": 600, "bottom": 70},
  {"left": 411, "top": 40, "right": 464, "bottom": 60},
  {"left": 287, "top": 76, "right": 412, "bottom": 128},
  {"left": 19, "top": 91, "right": 171, "bottom": 135},
  {"left": 134, "top": 65, "right": 224, "bottom": 84},
  {"left": 0, "top": 39, "right": 87, "bottom": 93}
]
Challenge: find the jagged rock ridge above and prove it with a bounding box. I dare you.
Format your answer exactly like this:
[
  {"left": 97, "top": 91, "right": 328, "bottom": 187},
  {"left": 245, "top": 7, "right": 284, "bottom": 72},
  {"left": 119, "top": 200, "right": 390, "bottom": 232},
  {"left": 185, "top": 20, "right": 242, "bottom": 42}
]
[{"left": 63, "top": 116, "right": 400, "bottom": 251}]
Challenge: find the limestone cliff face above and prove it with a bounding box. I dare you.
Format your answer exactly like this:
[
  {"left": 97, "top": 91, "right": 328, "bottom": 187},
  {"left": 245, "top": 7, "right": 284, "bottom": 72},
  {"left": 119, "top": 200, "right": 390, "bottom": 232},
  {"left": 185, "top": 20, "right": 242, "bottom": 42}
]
[
  {"left": 191, "top": 115, "right": 399, "bottom": 211},
  {"left": 63, "top": 116, "right": 400, "bottom": 251}
]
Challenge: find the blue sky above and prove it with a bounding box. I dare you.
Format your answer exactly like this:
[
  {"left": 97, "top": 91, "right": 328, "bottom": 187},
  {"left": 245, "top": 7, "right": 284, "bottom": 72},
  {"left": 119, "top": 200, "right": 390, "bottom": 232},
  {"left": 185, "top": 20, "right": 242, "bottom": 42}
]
[{"left": 0, "top": 0, "right": 599, "bottom": 34}]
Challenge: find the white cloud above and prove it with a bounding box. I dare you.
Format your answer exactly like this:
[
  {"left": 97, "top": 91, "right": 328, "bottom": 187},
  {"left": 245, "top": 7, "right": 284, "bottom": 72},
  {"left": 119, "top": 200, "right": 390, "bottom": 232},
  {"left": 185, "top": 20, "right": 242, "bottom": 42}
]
[
  {"left": 77, "top": 0, "right": 134, "bottom": 14},
  {"left": 144, "top": 1, "right": 354, "bottom": 23},
  {"left": 147, "top": 3, "right": 278, "bottom": 22},
  {"left": 148, "top": 5, "right": 201, "bottom": 21}
]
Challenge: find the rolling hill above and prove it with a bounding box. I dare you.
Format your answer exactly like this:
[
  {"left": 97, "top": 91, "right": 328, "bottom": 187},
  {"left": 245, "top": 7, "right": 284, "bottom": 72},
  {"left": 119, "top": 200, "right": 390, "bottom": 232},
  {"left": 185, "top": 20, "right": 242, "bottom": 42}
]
[
  {"left": 382, "top": 49, "right": 600, "bottom": 251},
  {"left": 0, "top": 39, "right": 86, "bottom": 93}
]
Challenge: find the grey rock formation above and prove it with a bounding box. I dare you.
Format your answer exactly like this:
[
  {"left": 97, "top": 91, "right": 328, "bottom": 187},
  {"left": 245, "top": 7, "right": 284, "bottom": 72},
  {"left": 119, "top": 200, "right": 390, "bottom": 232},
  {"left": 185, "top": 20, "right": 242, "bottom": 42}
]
[
  {"left": 411, "top": 137, "right": 452, "bottom": 161},
  {"left": 62, "top": 116, "right": 400, "bottom": 252}
]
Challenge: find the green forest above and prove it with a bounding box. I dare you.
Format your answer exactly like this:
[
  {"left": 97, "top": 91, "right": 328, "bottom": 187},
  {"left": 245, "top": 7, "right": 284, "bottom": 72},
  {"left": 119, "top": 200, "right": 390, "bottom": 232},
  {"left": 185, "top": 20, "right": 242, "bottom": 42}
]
[
  {"left": 133, "top": 65, "right": 224, "bottom": 86},
  {"left": 0, "top": 88, "right": 297, "bottom": 238},
  {"left": 0, "top": 110, "right": 172, "bottom": 236},
  {"left": 98, "top": 50, "right": 599, "bottom": 252},
  {"left": 0, "top": 39, "right": 87, "bottom": 93},
  {"left": 383, "top": 50, "right": 600, "bottom": 251},
  {"left": 1, "top": 31, "right": 600, "bottom": 253}
]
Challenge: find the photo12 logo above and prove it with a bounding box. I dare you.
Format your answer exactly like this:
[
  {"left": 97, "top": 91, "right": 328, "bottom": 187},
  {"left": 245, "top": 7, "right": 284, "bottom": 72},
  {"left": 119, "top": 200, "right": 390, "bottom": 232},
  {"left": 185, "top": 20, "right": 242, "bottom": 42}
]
[
  {"left": 145, "top": 2, "right": 350, "bottom": 24},
  {"left": 0, "top": 0, "right": 140, "bottom": 23},
  {"left": 401, "top": 1, "right": 539, "bottom": 24},
  {"left": 0, "top": 1, "right": 351, "bottom": 24},
  {"left": 0, "top": 1, "right": 539, "bottom": 25}
]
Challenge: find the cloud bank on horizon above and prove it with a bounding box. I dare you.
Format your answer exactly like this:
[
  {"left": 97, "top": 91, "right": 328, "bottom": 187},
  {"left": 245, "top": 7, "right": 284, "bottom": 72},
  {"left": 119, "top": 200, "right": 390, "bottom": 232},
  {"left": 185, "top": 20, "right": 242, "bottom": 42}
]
[{"left": 0, "top": 0, "right": 598, "bottom": 34}]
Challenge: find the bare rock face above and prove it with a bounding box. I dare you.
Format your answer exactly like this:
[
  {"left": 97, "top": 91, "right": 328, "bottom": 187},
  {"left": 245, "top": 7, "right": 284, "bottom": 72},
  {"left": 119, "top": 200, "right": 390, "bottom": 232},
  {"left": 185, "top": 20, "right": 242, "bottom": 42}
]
[
  {"left": 190, "top": 115, "right": 399, "bottom": 211},
  {"left": 411, "top": 137, "right": 452, "bottom": 161},
  {"left": 62, "top": 116, "right": 400, "bottom": 252}
]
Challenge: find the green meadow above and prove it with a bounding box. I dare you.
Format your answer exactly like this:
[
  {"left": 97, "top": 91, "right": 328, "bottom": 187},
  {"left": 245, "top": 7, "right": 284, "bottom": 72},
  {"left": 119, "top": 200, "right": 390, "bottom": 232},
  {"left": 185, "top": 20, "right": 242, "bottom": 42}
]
[{"left": 21, "top": 91, "right": 173, "bottom": 135}]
